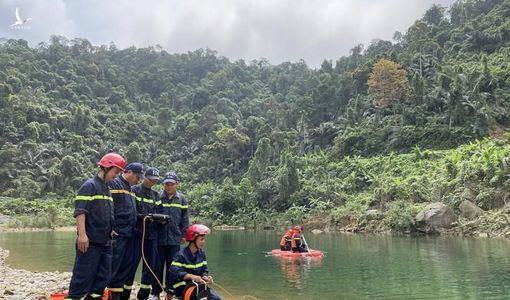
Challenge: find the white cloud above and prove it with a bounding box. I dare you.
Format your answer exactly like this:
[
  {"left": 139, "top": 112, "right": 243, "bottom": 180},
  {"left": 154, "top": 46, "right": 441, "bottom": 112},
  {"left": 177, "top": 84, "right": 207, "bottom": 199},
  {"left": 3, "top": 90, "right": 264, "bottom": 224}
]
[{"left": 0, "top": 0, "right": 454, "bottom": 66}]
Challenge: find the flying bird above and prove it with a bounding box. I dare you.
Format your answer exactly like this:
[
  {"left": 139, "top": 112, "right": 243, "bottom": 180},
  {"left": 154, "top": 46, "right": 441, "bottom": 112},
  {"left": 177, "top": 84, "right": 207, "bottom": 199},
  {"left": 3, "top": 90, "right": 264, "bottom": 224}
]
[{"left": 10, "top": 7, "right": 32, "bottom": 28}]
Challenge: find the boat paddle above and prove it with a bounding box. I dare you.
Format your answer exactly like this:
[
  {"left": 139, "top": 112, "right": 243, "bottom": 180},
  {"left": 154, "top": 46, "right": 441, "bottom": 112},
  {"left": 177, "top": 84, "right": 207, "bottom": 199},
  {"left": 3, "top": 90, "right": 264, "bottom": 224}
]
[{"left": 301, "top": 233, "right": 313, "bottom": 255}]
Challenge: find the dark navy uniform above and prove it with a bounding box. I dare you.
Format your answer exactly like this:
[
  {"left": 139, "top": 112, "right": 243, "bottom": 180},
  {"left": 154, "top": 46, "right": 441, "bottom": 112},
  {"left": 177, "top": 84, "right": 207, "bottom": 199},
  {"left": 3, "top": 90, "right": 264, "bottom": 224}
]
[
  {"left": 108, "top": 174, "right": 138, "bottom": 293},
  {"left": 168, "top": 247, "right": 220, "bottom": 300},
  {"left": 124, "top": 183, "right": 160, "bottom": 298},
  {"left": 152, "top": 191, "right": 189, "bottom": 296},
  {"left": 66, "top": 176, "right": 113, "bottom": 300}
]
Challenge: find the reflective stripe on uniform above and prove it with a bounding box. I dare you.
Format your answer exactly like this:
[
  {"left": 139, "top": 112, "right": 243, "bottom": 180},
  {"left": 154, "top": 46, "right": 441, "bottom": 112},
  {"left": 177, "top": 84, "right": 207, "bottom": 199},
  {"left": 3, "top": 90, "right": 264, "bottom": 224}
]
[
  {"left": 161, "top": 203, "right": 188, "bottom": 209},
  {"left": 136, "top": 196, "right": 156, "bottom": 204},
  {"left": 107, "top": 287, "right": 123, "bottom": 292},
  {"left": 139, "top": 283, "right": 151, "bottom": 289},
  {"left": 110, "top": 189, "right": 136, "bottom": 197},
  {"left": 171, "top": 261, "right": 207, "bottom": 269},
  {"left": 75, "top": 195, "right": 113, "bottom": 201},
  {"left": 172, "top": 281, "right": 186, "bottom": 289},
  {"left": 89, "top": 293, "right": 103, "bottom": 298},
  {"left": 123, "top": 284, "right": 132, "bottom": 290}
]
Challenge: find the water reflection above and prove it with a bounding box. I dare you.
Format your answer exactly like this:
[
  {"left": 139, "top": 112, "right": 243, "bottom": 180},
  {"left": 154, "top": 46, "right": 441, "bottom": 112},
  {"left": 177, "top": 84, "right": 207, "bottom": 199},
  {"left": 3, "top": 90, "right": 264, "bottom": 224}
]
[{"left": 275, "top": 256, "right": 323, "bottom": 290}]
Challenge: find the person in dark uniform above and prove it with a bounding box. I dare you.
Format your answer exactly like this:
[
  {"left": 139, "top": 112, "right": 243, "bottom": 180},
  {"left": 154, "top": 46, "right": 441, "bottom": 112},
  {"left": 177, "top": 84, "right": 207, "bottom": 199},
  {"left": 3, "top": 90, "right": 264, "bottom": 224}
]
[
  {"left": 125, "top": 167, "right": 161, "bottom": 300},
  {"left": 150, "top": 172, "right": 189, "bottom": 299},
  {"left": 64, "top": 153, "right": 126, "bottom": 300},
  {"left": 107, "top": 162, "right": 144, "bottom": 300}
]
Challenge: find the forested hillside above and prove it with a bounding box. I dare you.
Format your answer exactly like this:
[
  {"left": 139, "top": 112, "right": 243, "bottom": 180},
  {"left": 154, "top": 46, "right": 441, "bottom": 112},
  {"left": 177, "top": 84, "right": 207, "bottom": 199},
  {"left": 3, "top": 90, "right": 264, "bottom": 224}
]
[{"left": 1, "top": 0, "right": 510, "bottom": 232}]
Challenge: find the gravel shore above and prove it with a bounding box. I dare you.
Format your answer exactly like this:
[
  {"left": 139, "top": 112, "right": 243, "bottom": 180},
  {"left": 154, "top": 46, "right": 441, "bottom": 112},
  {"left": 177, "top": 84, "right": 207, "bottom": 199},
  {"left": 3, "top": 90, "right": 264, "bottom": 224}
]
[{"left": 0, "top": 247, "right": 71, "bottom": 300}]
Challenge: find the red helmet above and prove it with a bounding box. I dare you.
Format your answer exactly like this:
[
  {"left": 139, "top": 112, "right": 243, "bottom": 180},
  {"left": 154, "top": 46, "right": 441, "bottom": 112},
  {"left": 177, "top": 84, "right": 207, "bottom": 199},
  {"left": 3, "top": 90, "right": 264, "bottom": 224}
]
[
  {"left": 97, "top": 153, "right": 126, "bottom": 171},
  {"left": 185, "top": 224, "right": 210, "bottom": 241},
  {"left": 294, "top": 225, "right": 301, "bottom": 232}
]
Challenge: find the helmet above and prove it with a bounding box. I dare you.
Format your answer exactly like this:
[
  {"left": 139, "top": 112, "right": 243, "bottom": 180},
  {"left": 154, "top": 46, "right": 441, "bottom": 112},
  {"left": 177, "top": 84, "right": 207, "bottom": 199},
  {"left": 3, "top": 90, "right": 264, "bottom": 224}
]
[
  {"left": 294, "top": 225, "right": 301, "bottom": 232},
  {"left": 185, "top": 224, "right": 210, "bottom": 241},
  {"left": 97, "top": 153, "right": 126, "bottom": 171}
]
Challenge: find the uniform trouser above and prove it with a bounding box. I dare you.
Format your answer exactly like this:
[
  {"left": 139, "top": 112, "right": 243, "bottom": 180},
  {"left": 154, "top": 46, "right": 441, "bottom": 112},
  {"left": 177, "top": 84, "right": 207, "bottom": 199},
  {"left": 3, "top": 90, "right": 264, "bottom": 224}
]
[
  {"left": 108, "top": 236, "right": 135, "bottom": 291},
  {"left": 124, "top": 234, "right": 157, "bottom": 295},
  {"left": 280, "top": 242, "right": 291, "bottom": 251},
  {"left": 66, "top": 242, "right": 112, "bottom": 299},
  {"left": 151, "top": 245, "right": 180, "bottom": 295}
]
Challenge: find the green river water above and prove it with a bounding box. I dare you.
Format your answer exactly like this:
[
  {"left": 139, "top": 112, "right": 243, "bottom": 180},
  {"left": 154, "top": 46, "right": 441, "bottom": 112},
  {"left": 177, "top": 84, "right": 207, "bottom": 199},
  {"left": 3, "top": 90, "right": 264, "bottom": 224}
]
[{"left": 1, "top": 230, "right": 510, "bottom": 299}]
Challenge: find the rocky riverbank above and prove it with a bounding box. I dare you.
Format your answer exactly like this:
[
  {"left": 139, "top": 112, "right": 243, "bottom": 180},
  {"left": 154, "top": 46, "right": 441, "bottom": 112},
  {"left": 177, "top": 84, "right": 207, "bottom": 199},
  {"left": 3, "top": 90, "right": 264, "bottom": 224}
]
[
  {"left": 0, "top": 247, "right": 71, "bottom": 300},
  {"left": 302, "top": 201, "right": 510, "bottom": 238}
]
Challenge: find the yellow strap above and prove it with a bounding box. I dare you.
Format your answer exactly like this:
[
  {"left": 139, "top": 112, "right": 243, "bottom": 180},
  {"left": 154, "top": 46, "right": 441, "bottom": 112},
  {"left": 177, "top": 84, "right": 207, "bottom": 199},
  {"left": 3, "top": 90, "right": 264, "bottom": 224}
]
[
  {"left": 162, "top": 203, "right": 189, "bottom": 209},
  {"left": 172, "top": 281, "right": 186, "bottom": 289},
  {"left": 107, "top": 287, "right": 123, "bottom": 292},
  {"left": 75, "top": 195, "right": 113, "bottom": 201},
  {"left": 171, "top": 261, "right": 207, "bottom": 268}
]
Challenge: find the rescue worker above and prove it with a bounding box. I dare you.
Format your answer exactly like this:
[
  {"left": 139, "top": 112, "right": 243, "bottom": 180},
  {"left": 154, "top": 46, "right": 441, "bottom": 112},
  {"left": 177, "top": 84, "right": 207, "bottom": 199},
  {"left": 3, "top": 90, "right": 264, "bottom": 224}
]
[
  {"left": 107, "top": 162, "right": 144, "bottom": 300},
  {"left": 291, "top": 225, "right": 308, "bottom": 253},
  {"left": 65, "top": 153, "right": 126, "bottom": 300},
  {"left": 124, "top": 167, "right": 161, "bottom": 300},
  {"left": 279, "top": 228, "right": 293, "bottom": 251},
  {"left": 168, "top": 224, "right": 221, "bottom": 300},
  {"left": 151, "top": 172, "right": 189, "bottom": 300}
]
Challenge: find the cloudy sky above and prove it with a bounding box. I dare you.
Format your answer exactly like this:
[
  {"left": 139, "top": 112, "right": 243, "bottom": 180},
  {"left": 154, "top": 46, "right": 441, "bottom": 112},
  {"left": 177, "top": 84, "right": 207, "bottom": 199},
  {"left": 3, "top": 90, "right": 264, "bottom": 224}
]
[{"left": 0, "top": 0, "right": 454, "bottom": 67}]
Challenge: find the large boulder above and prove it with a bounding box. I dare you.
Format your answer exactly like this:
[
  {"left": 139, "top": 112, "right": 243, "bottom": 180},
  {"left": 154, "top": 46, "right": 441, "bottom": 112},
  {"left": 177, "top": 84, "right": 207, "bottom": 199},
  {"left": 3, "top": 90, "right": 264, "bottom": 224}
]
[
  {"left": 459, "top": 200, "right": 484, "bottom": 220},
  {"left": 461, "top": 187, "right": 477, "bottom": 202},
  {"left": 415, "top": 202, "right": 455, "bottom": 233},
  {"left": 311, "top": 229, "right": 323, "bottom": 234}
]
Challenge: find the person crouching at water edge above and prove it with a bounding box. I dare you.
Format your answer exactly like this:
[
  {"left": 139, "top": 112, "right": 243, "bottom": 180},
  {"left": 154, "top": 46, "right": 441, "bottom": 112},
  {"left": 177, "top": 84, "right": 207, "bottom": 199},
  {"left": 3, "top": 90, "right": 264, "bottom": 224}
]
[
  {"left": 167, "top": 224, "right": 221, "bottom": 300},
  {"left": 65, "top": 153, "right": 126, "bottom": 300}
]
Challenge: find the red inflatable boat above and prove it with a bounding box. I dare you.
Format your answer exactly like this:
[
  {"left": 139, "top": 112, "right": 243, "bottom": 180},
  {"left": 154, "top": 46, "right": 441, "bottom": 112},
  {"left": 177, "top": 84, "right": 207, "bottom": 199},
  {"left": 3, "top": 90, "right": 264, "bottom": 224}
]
[{"left": 271, "top": 249, "right": 324, "bottom": 257}]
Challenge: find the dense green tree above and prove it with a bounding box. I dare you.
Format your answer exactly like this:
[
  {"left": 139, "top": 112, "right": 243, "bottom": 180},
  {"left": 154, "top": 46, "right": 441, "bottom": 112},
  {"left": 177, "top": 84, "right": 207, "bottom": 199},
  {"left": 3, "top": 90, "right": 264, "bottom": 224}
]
[{"left": 1, "top": 0, "right": 510, "bottom": 228}]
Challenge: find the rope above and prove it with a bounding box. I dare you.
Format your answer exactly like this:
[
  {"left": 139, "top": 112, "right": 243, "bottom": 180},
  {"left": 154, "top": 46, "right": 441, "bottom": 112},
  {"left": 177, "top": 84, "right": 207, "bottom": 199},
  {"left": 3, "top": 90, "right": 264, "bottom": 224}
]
[
  {"left": 211, "top": 282, "right": 259, "bottom": 300},
  {"left": 141, "top": 216, "right": 166, "bottom": 295}
]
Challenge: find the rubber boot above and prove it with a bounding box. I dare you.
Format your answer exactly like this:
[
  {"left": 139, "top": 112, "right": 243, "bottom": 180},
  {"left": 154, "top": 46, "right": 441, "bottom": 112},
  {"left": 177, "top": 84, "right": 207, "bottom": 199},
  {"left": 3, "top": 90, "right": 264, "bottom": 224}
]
[
  {"left": 120, "top": 289, "right": 131, "bottom": 300},
  {"left": 109, "top": 291, "right": 122, "bottom": 300},
  {"left": 137, "top": 288, "right": 151, "bottom": 300}
]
